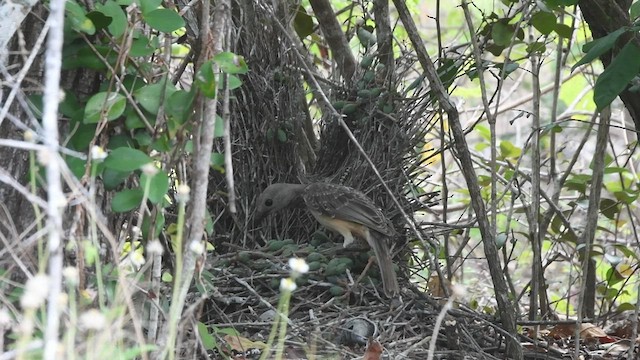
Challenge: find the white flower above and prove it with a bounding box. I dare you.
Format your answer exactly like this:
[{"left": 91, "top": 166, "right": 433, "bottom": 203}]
[
  {"left": 20, "top": 274, "right": 50, "bottom": 309},
  {"left": 146, "top": 239, "right": 164, "bottom": 256},
  {"left": 129, "top": 251, "right": 146, "bottom": 269},
  {"left": 90, "top": 146, "right": 107, "bottom": 161},
  {"left": 189, "top": 241, "right": 204, "bottom": 255},
  {"left": 280, "top": 278, "right": 297, "bottom": 292},
  {"left": 176, "top": 184, "right": 190, "bottom": 203},
  {"left": 141, "top": 163, "right": 158, "bottom": 177},
  {"left": 79, "top": 309, "right": 106, "bottom": 331},
  {"left": 288, "top": 258, "right": 309, "bottom": 277},
  {"left": 23, "top": 130, "right": 36, "bottom": 143},
  {"left": 63, "top": 267, "right": 79, "bottom": 287},
  {"left": 0, "top": 308, "right": 12, "bottom": 327}
]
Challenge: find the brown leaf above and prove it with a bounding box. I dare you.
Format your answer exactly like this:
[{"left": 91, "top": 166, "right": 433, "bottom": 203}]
[
  {"left": 223, "top": 334, "right": 266, "bottom": 352},
  {"left": 363, "top": 339, "right": 383, "bottom": 360}
]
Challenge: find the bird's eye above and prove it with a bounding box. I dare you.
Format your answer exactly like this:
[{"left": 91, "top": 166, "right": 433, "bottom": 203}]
[{"left": 265, "top": 199, "right": 273, "bottom": 207}]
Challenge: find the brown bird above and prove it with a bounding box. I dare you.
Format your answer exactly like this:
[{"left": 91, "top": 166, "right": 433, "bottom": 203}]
[{"left": 255, "top": 182, "right": 399, "bottom": 297}]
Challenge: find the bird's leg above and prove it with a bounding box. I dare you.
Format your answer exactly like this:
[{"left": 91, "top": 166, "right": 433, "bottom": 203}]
[{"left": 341, "top": 232, "right": 356, "bottom": 248}]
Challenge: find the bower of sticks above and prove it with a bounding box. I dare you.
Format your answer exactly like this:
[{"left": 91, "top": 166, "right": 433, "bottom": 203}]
[{"left": 178, "top": 5, "right": 516, "bottom": 360}]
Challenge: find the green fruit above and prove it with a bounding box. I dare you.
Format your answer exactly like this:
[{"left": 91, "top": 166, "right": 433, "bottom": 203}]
[
  {"left": 238, "top": 251, "right": 251, "bottom": 263},
  {"left": 252, "top": 260, "right": 270, "bottom": 271},
  {"left": 369, "top": 88, "right": 382, "bottom": 97},
  {"left": 270, "top": 278, "right": 280, "bottom": 289},
  {"left": 357, "top": 89, "right": 371, "bottom": 98},
  {"left": 267, "top": 240, "right": 286, "bottom": 252},
  {"left": 329, "top": 286, "right": 345, "bottom": 297},
  {"left": 363, "top": 71, "right": 375, "bottom": 83},
  {"left": 310, "top": 231, "right": 330, "bottom": 246},
  {"left": 360, "top": 55, "right": 375, "bottom": 69},
  {"left": 382, "top": 104, "right": 394, "bottom": 113},
  {"left": 308, "top": 261, "right": 322, "bottom": 271},
  {"left": 332, "top": 101, "right": 346, "bottom": 110},
  {"left": 283, "top": 239, "right": 295, "bottom": 245},
  {"left": 266, "top": 128, "right": 275, "bottom": 141},
  {"left": 281, "top": 244, "right": 298, "bottom": 257},
  {"left": 307, "top": 252, "right": 326, "bottom": 262},
  {"left": 342, "top": 103, "right": 358, "bottom": 114}
]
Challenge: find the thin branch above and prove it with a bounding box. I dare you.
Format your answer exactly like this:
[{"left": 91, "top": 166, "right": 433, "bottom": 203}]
[{"left": 41, "top": 0, "right": 66, "bottom": 356}]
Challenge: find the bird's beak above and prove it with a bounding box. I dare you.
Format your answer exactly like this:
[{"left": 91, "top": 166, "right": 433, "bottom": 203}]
[{"left": 254, "top": 210, "right": 266, "bottom": 224}]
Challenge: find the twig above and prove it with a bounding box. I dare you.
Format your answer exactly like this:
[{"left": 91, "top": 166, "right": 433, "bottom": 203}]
[
  {"left": 574, "top": 107, "right": 610, "bottom": 358},
  {"left": 40, "top": 0, "right": 66, "bottom": 356}
]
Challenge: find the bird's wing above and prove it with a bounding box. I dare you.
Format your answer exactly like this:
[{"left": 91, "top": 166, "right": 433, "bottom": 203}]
[{"left": 303, "top": 182, "right": 395, "bottom": 237}]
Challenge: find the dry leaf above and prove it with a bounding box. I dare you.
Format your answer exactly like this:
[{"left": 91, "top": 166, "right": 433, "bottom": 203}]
[
  {"left": 223, "top": 334, "right": 266, "bottom": 352},
  {"left": 363, "top": 339, "right": 383, "bottom": 360}
]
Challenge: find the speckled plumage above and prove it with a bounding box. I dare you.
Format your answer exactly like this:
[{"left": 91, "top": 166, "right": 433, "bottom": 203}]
[{"left": 255, "top": 182, "right": 399, "bottom": 296}]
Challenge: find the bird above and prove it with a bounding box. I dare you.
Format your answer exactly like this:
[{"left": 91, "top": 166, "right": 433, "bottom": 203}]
[{"left": 254, "top": 182, "right": 399, "bottom": 297}]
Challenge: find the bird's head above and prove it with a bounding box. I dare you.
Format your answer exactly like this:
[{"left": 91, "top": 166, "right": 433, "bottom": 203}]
[{"left": 254, "top": 183, "right": 306, "bottom": 223}]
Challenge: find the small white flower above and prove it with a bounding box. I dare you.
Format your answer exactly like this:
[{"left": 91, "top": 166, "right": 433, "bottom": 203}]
[
  {"left": 0, "top": 308, "right": 12, "bottom": 327},
  {"left": 37, "top": 149, "right": 50, "bottom": 165},
  {"left": 146, "top": 239, "right": 164, "bottom": 256},
  {"left": 79, "top": 309, "right": 106, "bottom": 331},
  {"left": 189, "top": 241, "right": 204, "bottom": 255},
  {"left": 280, "top": 278, "right": 297, "bottom": 292},
  {"left": 176, "top": 184, "right": 190, "bottom": 203},
  {"left": 288, "top": 258, "right": 309, "bottom": 277},
  {"left": 23, "top": 130, "right": 36, "bottom": 143},
  {"left": 90, "top": 146, "right": 107, "bottom": 161},
  {"left": 141, "top": 163, "right": 158, "bottom": 177},
  {"left": 63, "top": 267, "right": 79, "bottom": 287},
  {"left": 129, "top": 251, "right": 146, "bottom": 269},
  {"left": 20, "top": 274, "right": 50, "bottom": 309}
]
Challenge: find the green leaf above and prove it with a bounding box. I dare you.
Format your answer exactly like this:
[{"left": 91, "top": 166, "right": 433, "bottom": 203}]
[
  {"left": 85, "top": 11, "right": 112, "bottom": 32},
  {"left": 210, "top": 152, "right": 225, "bottom": 172},
  {"left": 84, "top": 92, "right": 126, "bottom": 124},
  {"left": 95, "top": 0, "right": 126, "bottom": 37},
  {"left": 526, "top": 42, "right": 546, "bottom": 54},
  {"left": 197, "top": 322, "right": 217, "bottom": 350},
  {"left": 134, "top": 130, "right": 153, "bottom": 146},
  {"left": 66, "top": 156, "right": 87, "bottom": 179},
  {"left": 144, "top": 9, "right": 185, "bottom": 33},
  {"left": 102, "top": 168, "right": 129, "bottom": 190},
  {"left": 599, "top": 198, "right": 620, "bottom": 220},
  {"left": 613, "top": 189, "right": 638, "bottom": 204},
  {"left": 495, "top": 233, "right": 508, "bottom": 249},
  {"left": 130, "top": 35, "right": 159, "bottom": 57},
  {"left": 530, "top": 11, "right": 556, "bottom": 35},
  {"left": 66, "top": 0, "right": 96, "bottom": 35},
  {"left": 227, "top": 74, "right": 243, "bottom": 90},
  {"left": 112, "top": 188, "right": 144, "bottom": 212},
  {"left": 195, "top": 60, "right": 217, "bottom": 98},
  {"left": 166, "top": 89, "right": 194, "bottom": 123},
  {"left": 213, "top": 52, "right": 249, "bottom": 75},
  {"left": 134, "top": 81, "right": 177, "bottom": 115},
  {"left": 104, "top": 147, "right": 152, "bottom": 172},
  {"left": 69, "top": 124, "right": 96, "bottom": 151},
  {"left": 594, "top": 42, "right": 640, "bottom": 111},
  {"left": 138, "top": 0, "right": 162, "bottom": 15},
  {"left": 492, "top": 22, "right": 513, "bottom": 47},
  {"left": 631, "top": 1, "right": 640, "bottom": 19},
  {"left": 572, "top": 28, "right": 627, "bottom": 71},
  {"left": 214, "top": 115, "right": 224, "bottom": 137},
  {"left": 141, "top": 170, "right": 169, "bottom": 204},
  {"left": 293, "top": 6, "right": 314, "bottom": 39},
  {"left": 554, "top": 23, "right": 573, "bottom": 38}
]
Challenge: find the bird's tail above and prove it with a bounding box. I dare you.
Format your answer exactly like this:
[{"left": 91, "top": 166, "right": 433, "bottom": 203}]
[{"left": 368, "top": 232, "right": 399, "bottom": 297}]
